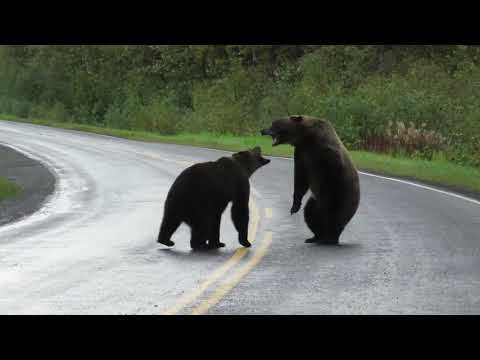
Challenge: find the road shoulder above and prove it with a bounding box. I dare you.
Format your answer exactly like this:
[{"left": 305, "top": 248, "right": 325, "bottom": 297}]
[
  {"left": 0, "top": 145, "right": 56, "bottom": 226},
  {"left": 358, "top": 168, "right": 480, "bottom": 203}
]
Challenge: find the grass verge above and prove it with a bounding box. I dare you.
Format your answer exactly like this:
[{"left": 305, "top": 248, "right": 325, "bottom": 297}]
[
  {"left": 2, "top": 114, "right": 480, "bottom": 195},
  {"left": 0, "top": 176, "right": 20, "bottom": 201}
]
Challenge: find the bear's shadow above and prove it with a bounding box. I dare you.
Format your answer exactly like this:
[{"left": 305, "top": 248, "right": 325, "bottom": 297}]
[
  {"left": 157, "top": 246, "right": 239, "bottom": 261},
  {"left": 309, "top": 242, "right": 361, "bottom": 249},
  {"left": 301, "top": 241, "right": 363, "bottom": 256}
]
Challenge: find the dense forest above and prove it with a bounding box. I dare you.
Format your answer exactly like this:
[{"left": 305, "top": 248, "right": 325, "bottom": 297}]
[{"left": 0, "top": 45, "right": 479, "bottom": 167}]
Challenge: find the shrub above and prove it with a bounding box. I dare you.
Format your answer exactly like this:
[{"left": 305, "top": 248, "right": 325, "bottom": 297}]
[{"left": 362, "top": 121, "right": 447, "bottom": 160}]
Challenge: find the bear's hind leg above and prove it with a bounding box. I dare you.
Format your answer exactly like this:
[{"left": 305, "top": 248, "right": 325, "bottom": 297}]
[
  {"left": 326, "top": 222, "right": 344, "bottom": 245},
  {"left": 208, "top": 212, "right": 225, "bottom": 249},
  {"left": 190, "top": 224, "right": 209, "bottom": 251},
  {"left": 303, "top": 197, "right": 337, "bottom": 245}
]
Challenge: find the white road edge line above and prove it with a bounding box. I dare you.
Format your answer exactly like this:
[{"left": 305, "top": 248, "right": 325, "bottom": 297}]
[
  {"left": 357, "top": 171, "right": 480, "bottom": 206},
  {"left": 3, "top": 121, "right": 478, "bottom": 208},
  {"left": 197, "top": 147, "right": 480, "bottom": 207},
  {"left": 0, "top": 143, "right": 64, "bottom": 234}
]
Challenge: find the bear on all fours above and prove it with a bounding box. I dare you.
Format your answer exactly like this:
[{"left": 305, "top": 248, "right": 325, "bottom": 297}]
[
  {"left": 261, "top": 115, "right": 360, "bottom": 245},
  {"left": 157, "top": 147, "right": 270, "bottom": 251}
]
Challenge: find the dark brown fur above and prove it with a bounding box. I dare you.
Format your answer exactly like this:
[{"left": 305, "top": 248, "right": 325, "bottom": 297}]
[
  {"left": 157, "top": 147, "right": 270, "bottom": 250},
  {"left": 261, "top": 115, "right": 360, "bottom": 245}
]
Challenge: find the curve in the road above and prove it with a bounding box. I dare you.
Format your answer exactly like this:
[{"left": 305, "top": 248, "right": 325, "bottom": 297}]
[
  {"left": 0, "top": 144, "right": 56, "bottom": 227},
  {"left": 202, "top": 148, "right": 480, "bottom": 207},
  {"left": 0, "top": 121, "right": 278, "bottom": 314},
  {"left": 1, "top": 120, "right": 480, "bottom": 315}
]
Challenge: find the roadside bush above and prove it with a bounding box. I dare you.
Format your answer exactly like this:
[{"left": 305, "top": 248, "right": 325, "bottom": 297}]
[
  {"left": 362, "top": 121, "right": 447, "bottom": 160},
  {"left": 137, "top": 97, "right": 180, "bottom": 135},
  {"left": 1, "top": 45, "right": 480, "bottom": 168}
]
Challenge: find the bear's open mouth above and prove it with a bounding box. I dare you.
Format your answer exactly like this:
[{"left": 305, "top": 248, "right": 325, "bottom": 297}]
[{"left": 260, "top": 128, "right": 281, "bottom": 146}]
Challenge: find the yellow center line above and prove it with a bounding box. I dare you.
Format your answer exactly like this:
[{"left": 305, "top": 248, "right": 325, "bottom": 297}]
[
  {"left": 265, "top": 208, "right": 273, "bottom": 219},
  {"left": 141, "top": 150, "right": 272, "bottom": 316},
  {"left": 190, "top": 231, "right": 273, "bottom": 315},
  {"left": 162, "top": 248, "right": 249, "bottom": 315},
  {"left": 162, "top": 198, "right": 261, "bottom": 315}
]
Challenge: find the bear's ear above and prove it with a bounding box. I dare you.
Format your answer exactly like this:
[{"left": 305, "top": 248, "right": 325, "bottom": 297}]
[
  {"left": 252, "top": 146, "right": 261, "bottom": 156},
  {"left": 291, "top": 115, "right": 304, "bottom": 123}
]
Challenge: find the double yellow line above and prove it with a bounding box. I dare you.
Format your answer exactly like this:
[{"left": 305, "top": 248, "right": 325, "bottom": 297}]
[
  {"left": 191, "top": 230, "right": 273, "bottom": 315},
  {"left": 139, "top": 151, "right": 273, "bottom": 315},
  {"left": 163, "top": 199, "right": 272, "bottom": 315}
]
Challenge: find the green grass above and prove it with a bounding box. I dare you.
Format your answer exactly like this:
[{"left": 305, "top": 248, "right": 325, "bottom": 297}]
[
  {"left": 0, "top": 176, "right": 20, "bottom": 201},
  {"left": 2, "top": 114, "right": 480, "bottom": 195}
]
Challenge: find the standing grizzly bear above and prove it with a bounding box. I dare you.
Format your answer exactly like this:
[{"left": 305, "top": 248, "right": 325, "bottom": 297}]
[
  {"left": 261, "top": 115, "right": 360, "bottom": 245},
  {"left": 157, "top": 147, "right": 270, "bottom": 250}
]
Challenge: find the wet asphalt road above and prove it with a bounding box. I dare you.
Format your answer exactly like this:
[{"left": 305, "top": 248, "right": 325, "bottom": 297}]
[{"left": 0, "top": 120, "right": 479, "bottom": 315}]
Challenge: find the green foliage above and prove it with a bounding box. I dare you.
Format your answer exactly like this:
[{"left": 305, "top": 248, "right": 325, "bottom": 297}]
[
  {"left": 5, "top": 115, "right": 480, "bottom": 194},
  {"left": 0, "top": 45, "right": 479, "bottom": 167},
  {"left": 189, "top": 66, "right": 267, "bottom": 134},
  {"left": 0, "top": 176, "right": 21, "bottom": 200}
]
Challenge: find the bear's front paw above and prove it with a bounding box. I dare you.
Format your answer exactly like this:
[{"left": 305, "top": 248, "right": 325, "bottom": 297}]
[
  {"left": 240, "top": 240, "right": 252, "bottom": 248},
  {"left": 290, "top": 202, "right": 301, "bottom": 215},
  {"left": 158, "top": 239, "right": 175, "bottom": 247}
]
